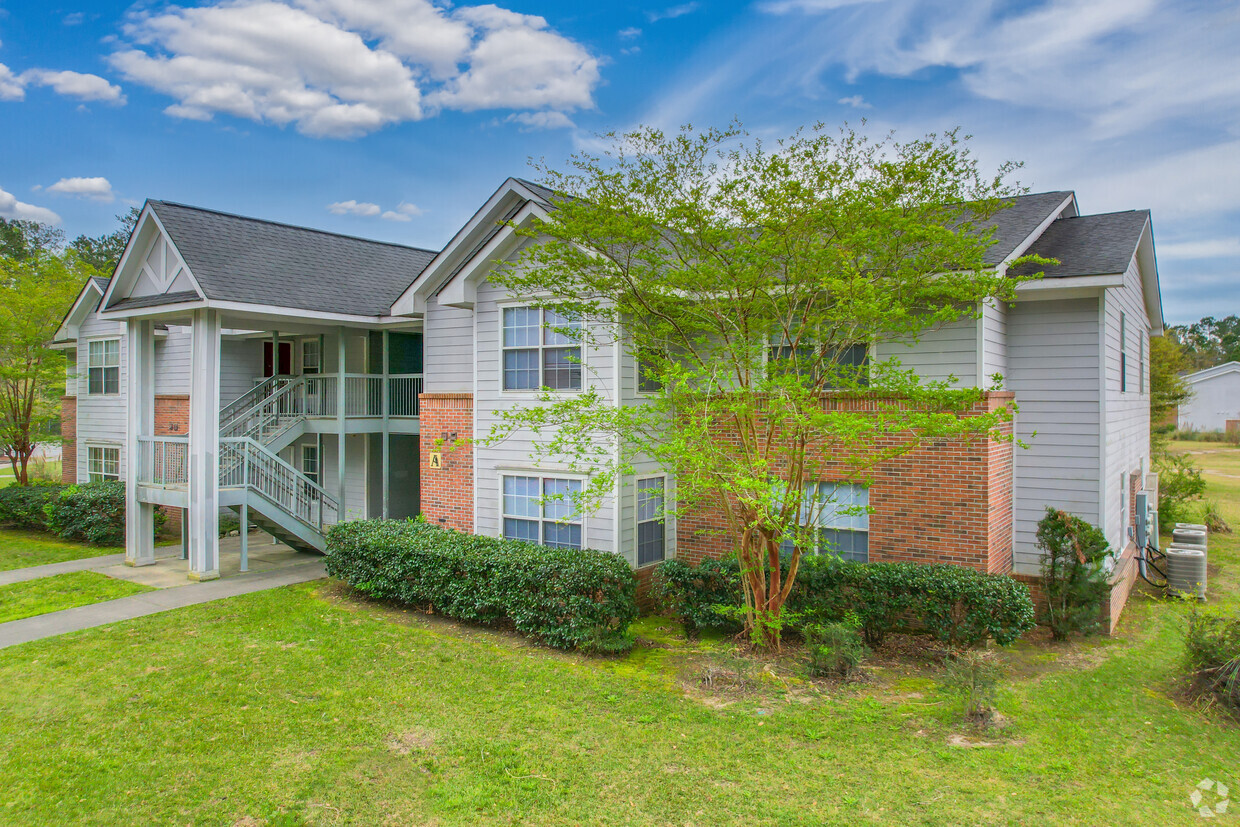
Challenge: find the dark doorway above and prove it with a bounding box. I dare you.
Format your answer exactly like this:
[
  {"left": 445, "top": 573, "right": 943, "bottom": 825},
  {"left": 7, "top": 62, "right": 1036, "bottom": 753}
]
[
  {"left": 263, "top": 341, "right": 293, "bottom": 376},
  {"left": 368, "top": 434, "right": 420, "bottom": 520}
]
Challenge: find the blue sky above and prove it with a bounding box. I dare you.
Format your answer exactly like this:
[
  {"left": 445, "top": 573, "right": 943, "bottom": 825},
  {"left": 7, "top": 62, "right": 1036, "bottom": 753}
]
[{"left": 0, "top": 0, "right": 1236, "bottom": 325}]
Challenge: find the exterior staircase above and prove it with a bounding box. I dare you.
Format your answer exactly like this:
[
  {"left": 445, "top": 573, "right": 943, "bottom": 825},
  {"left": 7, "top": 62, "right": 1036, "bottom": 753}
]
[{"left": 218, "top": 376, "right": 334, "bottom": 552}]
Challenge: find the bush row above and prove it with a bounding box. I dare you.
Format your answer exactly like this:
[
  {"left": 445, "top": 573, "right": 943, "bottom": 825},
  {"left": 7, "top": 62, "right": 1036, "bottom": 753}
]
[
  {"left": 325, "top": 518, "right": 639, "bottom": 653},
  {"left": 0, "top": 480, "right": 129, "bottom": 545},
  {"left": 654, "top": 555, "right": 1035, "bottom": 647}
]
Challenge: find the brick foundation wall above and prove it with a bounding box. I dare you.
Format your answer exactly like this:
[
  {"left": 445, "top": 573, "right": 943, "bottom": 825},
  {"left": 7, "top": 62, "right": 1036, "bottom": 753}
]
[
  {"left": 676, "top": 393, "right": 1016, "bottom": 574},
  {"left": 60, "top": 396, "right": 76, "bottom": 483},
  {"left": 418, "top": 393, "right": 474, "bottom": 533}
]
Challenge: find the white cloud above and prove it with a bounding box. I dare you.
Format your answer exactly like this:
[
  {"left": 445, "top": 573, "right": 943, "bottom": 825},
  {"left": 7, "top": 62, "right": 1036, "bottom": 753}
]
[
  {"left": 0, "top": 63, "right": 22, "bottom": 101},
  {"left": 380, "top": 210, "right": 409, "bottom": 222},
  {"left": 506, "top": 110, "right": 575, "bottom": 131},
  {"left": 62, "top": 12, "right": 86, "bottom": 26},
  {"left": 646, "top": 3, "right": 699, "bottom": 22},
  {"left": 0, "top": 186, "right": 61, "bottom": 224},
  {"left": 327, "top": 200, "right": 382, "bottom": 216},
  {"left": 21, "top": 69, "right": 126, "bottom": 103},
  {"left": 381, "top": 202, "right": 424, "bottom": 221},
  {"left": 837, "top": 94, "right": 870, "bottom": 108},
  {"left": 618, "top": 27, "right": 642, "bottom": 38},
  {"left": 761, "top": 0, "right": 880, "bottom": 13},
  {"left": 46, "top": 176, "right": 115, "bottom": 202},
  {"left": 1158, "top": 238, "right": 1240, "bottom": 261},
  {"left": 109, "top": 0, "right": 599, "bottom": 138},
  {"left": 1076, "top": 140, "right": 1240, "bottom": 219}
]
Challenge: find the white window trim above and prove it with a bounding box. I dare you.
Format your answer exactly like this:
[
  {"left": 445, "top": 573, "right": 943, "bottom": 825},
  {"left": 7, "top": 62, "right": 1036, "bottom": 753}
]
[
  {"left": 301, "top": 443, "right": 320, "bottom": 484},
  {"left": 86, "top": 337, "right": 121, "bottom": 396},
  {"left": 85, "top": 443, "right": 121, "bottom": 483},
  {"left": 301, "top": 338, "right": 321, "bottom": 375},
  {"left": 497, "top": 300, "right": 587, "bottom": 395},
  {"left": 499, "top": 471, "right": 588, "bottom": 548},
  {"left": 634, "top": 474, "right": 668, "bottom": 567}
]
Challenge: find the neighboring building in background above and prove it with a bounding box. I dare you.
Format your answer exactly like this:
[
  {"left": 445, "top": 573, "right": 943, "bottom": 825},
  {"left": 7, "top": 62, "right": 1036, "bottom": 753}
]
[
  {"left": 54, "top": 180, "right": 1162, "bottom": 630},
  {"left": 1178, "top": 361, "right": 1240, "bottom": 432}
]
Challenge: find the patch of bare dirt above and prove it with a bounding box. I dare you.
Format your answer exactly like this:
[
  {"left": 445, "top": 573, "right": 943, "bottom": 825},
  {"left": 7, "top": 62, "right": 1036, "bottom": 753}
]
[{"left": 388, "top": 728, "right": 437, "bottom": 756}]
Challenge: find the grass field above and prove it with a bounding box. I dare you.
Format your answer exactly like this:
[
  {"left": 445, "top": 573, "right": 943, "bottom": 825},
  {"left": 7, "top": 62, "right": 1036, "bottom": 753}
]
[
  {"left": 0, "top": 447, "right": 1237, "bottom": 824},
  {"left": 0, "top": 460, "right": 62, "bottom": 489},
  {"left": 0, "top": 529, "right": 120, "bottom": 572},
  {"left": 0, "top": 570, "right": 154, "bottom": 624}
]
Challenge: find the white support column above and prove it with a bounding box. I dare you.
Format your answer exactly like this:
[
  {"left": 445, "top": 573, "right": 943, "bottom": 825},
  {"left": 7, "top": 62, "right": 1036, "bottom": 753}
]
[
  {"left": 188, "top": 309, "right": 222, "bottom": 581},
  {"left": 382, "top": 329, "right": 390, "bottom": 520},
  {"left": 272, "top": 330, "right": 280, "bottom": 375},
  {"left": 125, "top": 318, "right": 156, "bottom": 567},
  {"left": 336, "top": 327, "right": 347, "bottom": 520}
]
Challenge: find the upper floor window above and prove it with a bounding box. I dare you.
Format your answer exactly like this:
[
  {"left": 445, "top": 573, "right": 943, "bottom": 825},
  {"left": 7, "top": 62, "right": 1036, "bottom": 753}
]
[
  {"left": 502, "top": 475, "right": 584, "bottom": 549},
  {"left": 301, "top": 444, "right": 320, "bottom": 485},
  {"left": 502, "top": 306, "right": 582, "bottom": 391},
  {"left": 87, "top": 445, "right": 120, "bottom": 482},
  {"left": 1119, "top": 312, "right": 1128, "bottom": 393},
  {"left": 636, "top": 476, "right": 666, "bottom": 566},
  {"left": 302, "top": 340, "right": 320, "bottom": 375},
  {"left": 87, "top": 339, "right": 120, "bottom": 395}
]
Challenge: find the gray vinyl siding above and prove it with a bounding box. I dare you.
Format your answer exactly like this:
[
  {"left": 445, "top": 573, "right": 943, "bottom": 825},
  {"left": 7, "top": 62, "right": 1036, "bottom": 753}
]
[
  {"left": 1180, "top": 371, "right": 1240, "bottom": 431},
  {"left": 874, "top": 315, "right": 978, "bottom": 388},
  {"left": 1007, "top": 297, "right": 1102, "bottom": 575},
  {"left": 980, "top": 300, "right": 1008, "bottom": 387},
  {"left": 74, "top": 301, "right": 127, "bottom": 482},
  {"left": 320, "top": 433, "right": 369, "bottom": 523},
  {"left": 424, "top": 294, "right": 475, "bottom": 393},
  {"left": 472, "top": 271, "right": 618, "bottom": 552},
  {"left": 1101, "top": 255, "right": 1152, "bottom": 552},
  {"left": 154, "top": 326, "right": 192, "bottom": 395},
  {"left": 219, "top": 339, "right": 263, "bottom": 407}
]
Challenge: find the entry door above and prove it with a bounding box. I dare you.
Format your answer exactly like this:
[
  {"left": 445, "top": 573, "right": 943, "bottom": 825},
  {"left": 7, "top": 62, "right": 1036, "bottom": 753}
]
[{"left": 263, "top": 341, "right": 293, "bottom": 377}]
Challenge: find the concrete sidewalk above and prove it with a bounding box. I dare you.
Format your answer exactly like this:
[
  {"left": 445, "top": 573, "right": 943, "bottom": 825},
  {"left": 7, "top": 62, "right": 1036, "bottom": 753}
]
[
  {"left": 0, "top": 558, "right": 326, "bottom": 650},
  {"left": 0, "top": 547, "right": 183, "bottom": 587}
]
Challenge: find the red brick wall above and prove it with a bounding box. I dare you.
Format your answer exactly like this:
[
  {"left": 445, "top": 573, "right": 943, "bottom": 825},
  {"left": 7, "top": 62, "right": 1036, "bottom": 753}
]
[
  {"left": 154, "top": 394, "right": 189, "bottom": 437},
  {"left": 676, "top": 393, "right": 1016, "bottom": 574},
  {"left": 418, "top": 393, "right": 474, "bottom": 533},
  {"left": 60, "top": 396, "right": 77, "bottom": 483}
]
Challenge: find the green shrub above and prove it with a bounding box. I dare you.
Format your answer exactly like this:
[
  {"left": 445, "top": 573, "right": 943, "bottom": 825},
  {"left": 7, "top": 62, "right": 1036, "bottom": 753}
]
[
  {"left": 1156, "top": 450, "right": 1207, "bottom": 525},
  {"left": 651, "top": 557, "right": 743, "bottom": 637},
  {"left": 803, "top": 619, "right": 868, "bottom": 678},
  {"left": 45, "top": 481, "right": 128, "bottom": 545},
  {"left": 654, "top": 556, "right": 1035, "bottom": 648},
  {"left": 0, "top": 481, "right": 64, "bottom": 530},
  {"left": 941, "top": 648, "right": 1003, "bottom": 723},
  {"left": 1185, "top": 608, "right": 1240, "bottom": 709},
  {"left": 1036, "top": 508, "right": 1110, "bottom": 640},
  {"left": 325, "top": 518, "right": 638, "bottom": 654}
]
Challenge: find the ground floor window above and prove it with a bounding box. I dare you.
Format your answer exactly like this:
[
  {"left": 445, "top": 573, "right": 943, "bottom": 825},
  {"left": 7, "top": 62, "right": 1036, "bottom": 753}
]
[
  {"left": 87, "top": 445, "right": 120, "bottom": 483},
  {"left": 502, "top": 475, "right": 583, "bottom": 549},
  {"left": 636, "top": 476, "right": 666, "bottom": 566},
  {"left": 302, "top": 444, "right": 320, "bottom": 485},
  {"left": 779, "top": 481, "right": 870, "bottom": 562}
]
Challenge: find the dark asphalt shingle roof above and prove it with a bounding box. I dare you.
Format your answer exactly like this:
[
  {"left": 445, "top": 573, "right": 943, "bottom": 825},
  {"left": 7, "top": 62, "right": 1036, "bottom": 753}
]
[
  {"left": 973, "top": 191, "right": 1074, "bottom": 265},
  {"left": 119, "top": 201, "right": 438, "bottom": 316},
  {"left": 1011, "top": 210, "right": 1150, "bottom": 278},
  {"left": 89, "top": 276, "right": 110, "bottom": 292},
  {"left": 108, "top": 291, "right": 201, "bottom": 310}
]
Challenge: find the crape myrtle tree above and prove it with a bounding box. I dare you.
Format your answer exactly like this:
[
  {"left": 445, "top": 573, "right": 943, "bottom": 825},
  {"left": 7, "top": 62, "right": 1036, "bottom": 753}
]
[{"left": 484, "top": 123, "right": 1050, "bottom": 648}]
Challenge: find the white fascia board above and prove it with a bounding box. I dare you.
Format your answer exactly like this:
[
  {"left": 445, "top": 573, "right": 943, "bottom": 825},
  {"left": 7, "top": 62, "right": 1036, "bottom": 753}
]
[
  {"left": 1135, "top": 218, "right": 1164, "bottom": 336},
  {"left": 391, "top": 178, "right": 534, "bottom": 316},
  {"left": 438, "top": 201, "right": 547, "bottom": 310},
  {"left": 53, "top": 279, "right": 105, "bottom": 342},
  {"left": 1014, "top": 273, "right": 1125, "bottom": 294},
  {"left": 101, "top": 297, "right": 422, "bottom": 329},
  {"left": 998, "top": 192, "right": 1077, "bottom": 272},
  {"left": 1185, "top": 361, "right": 1240, "bottom": 384}
]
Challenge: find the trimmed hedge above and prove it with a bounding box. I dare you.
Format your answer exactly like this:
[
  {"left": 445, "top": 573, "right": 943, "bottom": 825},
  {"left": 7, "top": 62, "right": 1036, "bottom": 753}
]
[
  {"left": 0, "top": 480, "right": 130, "bottom": 545},
  {"left": 655, "top": 555, "right": 1035, "bottom": 647},
  {"left": 325, "top": 518, "right": 639, "bottom": 654}
]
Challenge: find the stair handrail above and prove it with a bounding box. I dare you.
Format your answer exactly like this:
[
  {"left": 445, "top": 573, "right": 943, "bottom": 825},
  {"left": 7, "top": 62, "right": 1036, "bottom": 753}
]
[
  {"left": 219, "top": 436, "right": 339, "bottom": 533},
  {"left": 220, "top": 374, "right": 286, "bottom": 429},
  {"left": 220, "top": 375, "right": 309, "bottom": 442}
]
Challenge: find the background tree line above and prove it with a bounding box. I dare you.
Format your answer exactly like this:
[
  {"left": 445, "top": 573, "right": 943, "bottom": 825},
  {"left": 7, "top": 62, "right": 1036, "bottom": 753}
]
[{"left": 0, "top": 209, "right": 137, "bottom": 485}]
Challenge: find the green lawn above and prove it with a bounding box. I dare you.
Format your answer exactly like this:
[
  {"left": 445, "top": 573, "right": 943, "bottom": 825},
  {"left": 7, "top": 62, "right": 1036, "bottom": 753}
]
[
  {"left": 0, "top": 529, "right": 120, "bottom": 572},
  {"left": 0, "top": 570, "right": 154, "bottom": 624},
  {"left": 0, "top": 453, "right": 1238, "bottom": 824},
  {"left": 0, "top": 460, "right": 62, "bottom": 490}
]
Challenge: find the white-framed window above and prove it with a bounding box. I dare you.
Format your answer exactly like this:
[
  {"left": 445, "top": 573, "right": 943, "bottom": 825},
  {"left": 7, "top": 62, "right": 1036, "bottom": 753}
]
[
  {"left": 1119, "top": 312, "right": 1128, "bottom": 393},
  {"left": 301, "top": 444, "right": 320, "bottom": 485},
  {"left": 302, "top": 339, "right": 320, "bottom": 375},
  {"left": 501, "top": 306, "right": 582, "bottom": 391},
  {"left": 87, "top": 445, "right": 120, "bottom": 482},
  {"left": 636, "top": 476, "right": 666, "bottom": 566},
  {"left": 501, "top": 474, "right": 584, "bottom": 549},
  {"left": 779, "top": 482, "right": 870, "bottom": 562},
  {"left": 768, "top": 340, "right": 869, "bottom": 386},
  {"left": 87, "top": 339, "right": 120, "bottom": 395},
  {"left": 636, "top": 356, "right": 662, "bottom": 395},
  {"left": 1139, "top": 334, "right": 1146, "bottom": 394}
]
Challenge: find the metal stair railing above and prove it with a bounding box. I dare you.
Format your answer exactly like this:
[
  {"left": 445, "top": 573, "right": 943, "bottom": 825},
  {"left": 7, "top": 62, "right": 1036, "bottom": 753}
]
[
  {"left": 220, "top": 375, "right": 309, "bottom": 445},
  {"left": 219, "top": 375, "right": 287, "bottom": 432},
  {"left": 220, "top": 436, "right": 338, "bottom": 534}
]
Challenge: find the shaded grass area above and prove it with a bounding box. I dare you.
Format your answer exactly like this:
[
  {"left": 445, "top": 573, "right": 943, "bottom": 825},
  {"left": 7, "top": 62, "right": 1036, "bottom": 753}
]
[
  {"left": 0, "top": 570, "right": 154, "bottom": 624},
  {"left": 0, "top": 448, "right": 1238, "bottom": 824},
  {"left": 0, "top": 529, "right": 120, "bottom": 572}
]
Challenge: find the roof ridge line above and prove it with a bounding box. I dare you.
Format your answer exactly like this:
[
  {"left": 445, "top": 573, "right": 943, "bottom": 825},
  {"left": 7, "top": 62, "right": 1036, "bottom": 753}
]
[{"left": 149, "top": 200, "right": 440, "bottom": 255}]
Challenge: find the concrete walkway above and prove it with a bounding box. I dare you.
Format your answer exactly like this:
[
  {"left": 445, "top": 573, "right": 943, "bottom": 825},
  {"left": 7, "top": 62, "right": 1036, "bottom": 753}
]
[
  {"left": 0, "top": 547, "right": 183, "bottom": 587},
  {"left": 0, "top": 557, "right": 326, "bottom": 650}
]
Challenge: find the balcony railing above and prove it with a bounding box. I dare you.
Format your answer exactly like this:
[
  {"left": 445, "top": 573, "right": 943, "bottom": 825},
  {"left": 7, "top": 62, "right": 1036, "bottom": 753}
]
[
  {"left": 299, "top": 373, "right": 422, "bottom": 418},
  {"left": 136, "top": 436, "right": 189, "bottom": 485}
]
